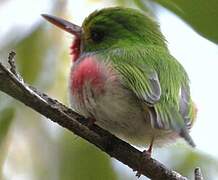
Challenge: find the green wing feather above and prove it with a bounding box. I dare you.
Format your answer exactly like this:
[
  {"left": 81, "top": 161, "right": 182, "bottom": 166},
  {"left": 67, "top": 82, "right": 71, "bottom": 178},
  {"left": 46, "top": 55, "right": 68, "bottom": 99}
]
[
  {"left": 105, "top": 46, "right": 196, "bottom": 147},
  {"left": 115, "top": 63, "right": 161, "bottom": 104}
]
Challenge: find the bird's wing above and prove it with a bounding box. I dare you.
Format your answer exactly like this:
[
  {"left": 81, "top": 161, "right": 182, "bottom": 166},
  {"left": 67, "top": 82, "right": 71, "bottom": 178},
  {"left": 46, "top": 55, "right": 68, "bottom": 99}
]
[
  {"left": 114, "top": 62, "right": 161, "bottom": 105},
  {"left": 154, "top": 102, "right": 195, "bottom": 147},
  {"left": 179, "top": 85, "right": 196, "bottom": 129},
  {"left": 114, "top": 61, "right": 195, "bottom": 147}
]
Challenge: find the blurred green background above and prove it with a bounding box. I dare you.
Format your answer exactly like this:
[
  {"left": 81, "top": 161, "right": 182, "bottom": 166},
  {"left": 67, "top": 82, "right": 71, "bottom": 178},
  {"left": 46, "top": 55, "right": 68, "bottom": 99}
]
[{"left": 0, "top": 0, "right": 218, "bottom": 179}]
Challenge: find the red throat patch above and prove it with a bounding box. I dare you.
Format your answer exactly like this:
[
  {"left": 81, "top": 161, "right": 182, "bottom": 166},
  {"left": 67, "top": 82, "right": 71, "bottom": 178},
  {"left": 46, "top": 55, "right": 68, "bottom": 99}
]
[
  {"left": 70, "top": 36, "right": 81, "bottom": 62},
  {"left": 70, "top": 57, "right": 106, "bottom": 96}
]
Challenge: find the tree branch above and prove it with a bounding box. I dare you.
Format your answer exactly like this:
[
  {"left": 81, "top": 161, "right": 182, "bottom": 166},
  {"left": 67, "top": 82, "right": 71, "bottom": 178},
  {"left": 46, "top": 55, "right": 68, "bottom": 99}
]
[
  {"left": 0, "top": 52, "right": 191, "bottom": 180},
  {"left": 194, "top": 168, "right": 204, "bottom": 180}
]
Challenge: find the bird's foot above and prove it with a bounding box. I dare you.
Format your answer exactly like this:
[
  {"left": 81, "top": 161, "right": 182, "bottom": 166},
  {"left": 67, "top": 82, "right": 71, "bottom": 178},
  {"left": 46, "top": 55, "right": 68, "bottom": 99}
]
[
  {"left": 135, "top": 138, "right": 154, "bottom": 178},
  {"left": 135, "top": 150, "right": 152, "bottom": 178},
  {"left": 87, "top": 117, "right": 96, "bottom": 128}
]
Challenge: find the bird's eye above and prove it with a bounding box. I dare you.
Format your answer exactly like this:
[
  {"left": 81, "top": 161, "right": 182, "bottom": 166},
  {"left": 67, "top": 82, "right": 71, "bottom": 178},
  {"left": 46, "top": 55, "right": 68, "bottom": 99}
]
[{"left": 91, "top": 30, "right": 104, "bottom": 43}]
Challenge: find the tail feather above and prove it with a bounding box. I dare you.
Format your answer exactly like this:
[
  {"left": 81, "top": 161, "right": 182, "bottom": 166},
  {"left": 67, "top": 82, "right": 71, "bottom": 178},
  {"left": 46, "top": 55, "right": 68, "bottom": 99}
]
[{"left": 180, "top": 128, "right": 196, "bottom": 147}]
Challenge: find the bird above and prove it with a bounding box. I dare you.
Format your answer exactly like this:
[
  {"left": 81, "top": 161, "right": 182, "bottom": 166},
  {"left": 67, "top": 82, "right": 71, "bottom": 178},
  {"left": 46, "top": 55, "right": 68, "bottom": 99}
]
[{"left": 42, "top": 7, "right": 197, "bottom": 153}]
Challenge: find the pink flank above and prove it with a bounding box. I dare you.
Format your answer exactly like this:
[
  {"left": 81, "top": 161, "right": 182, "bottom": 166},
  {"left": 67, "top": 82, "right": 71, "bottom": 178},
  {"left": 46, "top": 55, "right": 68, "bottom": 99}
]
[{"left": 70, "top": 57, "right": 106, "bottom": 96}]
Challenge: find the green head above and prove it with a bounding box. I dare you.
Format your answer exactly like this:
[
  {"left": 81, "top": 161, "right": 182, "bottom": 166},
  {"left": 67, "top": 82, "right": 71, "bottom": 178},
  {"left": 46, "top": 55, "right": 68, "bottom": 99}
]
[
  {"left": 81, "top": 7, "right": 166, "bottom": 52},
  {"left": 42, "top": 7, "right": 166, "bottom": 54}
]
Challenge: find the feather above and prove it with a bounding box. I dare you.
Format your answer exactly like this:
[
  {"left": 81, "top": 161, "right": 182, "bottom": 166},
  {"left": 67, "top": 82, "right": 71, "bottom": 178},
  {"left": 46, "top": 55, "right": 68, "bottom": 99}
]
[
  {"left": 114, "top": 62, "right": 161, "bottom": 105},
  {"left": 102, "top": 46, "right": 196, "bottom": 146}
]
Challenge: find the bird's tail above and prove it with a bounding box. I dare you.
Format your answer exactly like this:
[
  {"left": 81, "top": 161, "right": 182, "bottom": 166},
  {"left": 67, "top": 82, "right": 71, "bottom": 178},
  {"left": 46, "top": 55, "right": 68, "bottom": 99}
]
[{"left": 180, "top": 128, "right": 196, "bottom": 147}]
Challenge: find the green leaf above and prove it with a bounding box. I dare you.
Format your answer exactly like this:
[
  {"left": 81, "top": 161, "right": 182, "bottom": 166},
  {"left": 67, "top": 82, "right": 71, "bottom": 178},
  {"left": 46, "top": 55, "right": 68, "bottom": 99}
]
[
  {"left": 15, "top": 26, "right": 49, "bottom": 84},
  {"left": 0, "top": 103, "right": 15, "bottom": 146},
  {"left": 0, "top": 105, "right": 15, "bottom": 179},
  {"left": 147, "top": 0, "right": 218, "bottom": 44},
  {"left": 133, "top": 0, "right": 153, "bottom": 13},
  {"left": 166, "top": 145, "right": 218, "bottom": 179},
  {"left": 59, "top": 133, "right": 118, "bottom": 180}
]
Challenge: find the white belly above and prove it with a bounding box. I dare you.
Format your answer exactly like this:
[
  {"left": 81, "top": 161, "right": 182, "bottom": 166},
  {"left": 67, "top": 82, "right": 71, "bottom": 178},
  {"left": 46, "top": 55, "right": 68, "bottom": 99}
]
[{"left": 70, "top": 80, "right": 178, "bottom": 147}]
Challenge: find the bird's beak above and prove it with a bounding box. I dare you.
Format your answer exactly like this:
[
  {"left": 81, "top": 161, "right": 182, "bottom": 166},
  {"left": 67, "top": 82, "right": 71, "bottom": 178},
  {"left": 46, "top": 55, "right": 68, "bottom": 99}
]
[{"left": 41, "top": 14, "right": 81, "bottom": 37}]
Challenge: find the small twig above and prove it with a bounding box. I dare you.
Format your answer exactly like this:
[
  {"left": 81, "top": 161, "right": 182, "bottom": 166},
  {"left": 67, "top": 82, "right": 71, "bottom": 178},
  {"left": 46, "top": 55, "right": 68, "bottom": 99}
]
[
  {"left": 7, "top": 51, "right": 23, "bottom": 82},
  {"left": 8, "top": 51, "right": 17, "bottom": 76},
  {"left": 194, "top": 167, "right": 204, "bottom": 180}
]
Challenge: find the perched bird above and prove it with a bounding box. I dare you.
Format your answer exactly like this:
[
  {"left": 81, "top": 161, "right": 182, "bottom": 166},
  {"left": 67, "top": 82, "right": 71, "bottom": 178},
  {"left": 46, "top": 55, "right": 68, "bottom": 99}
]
[{"left": 42, "top": 7, "right": 197, "bottom": 152}]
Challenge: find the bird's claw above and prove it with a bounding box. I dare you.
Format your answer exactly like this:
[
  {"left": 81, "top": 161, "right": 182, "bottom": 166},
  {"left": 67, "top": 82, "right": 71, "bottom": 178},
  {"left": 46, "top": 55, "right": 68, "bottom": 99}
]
[
  {"left": 135, "top": 138, "right": 154, "bottom": 178},
  {"left": 135, "top": 150, "right": 151, "bottom": 178},
  {"left": 87, "top": 117, "right": 96, "bottom": 128}
]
